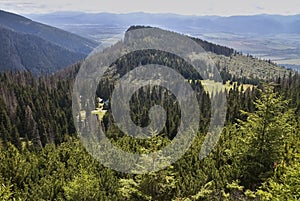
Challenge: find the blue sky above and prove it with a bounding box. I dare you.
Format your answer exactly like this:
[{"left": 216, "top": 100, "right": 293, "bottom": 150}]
[{"left": 0, "top": 0, "right": 300, "bottom": 16}]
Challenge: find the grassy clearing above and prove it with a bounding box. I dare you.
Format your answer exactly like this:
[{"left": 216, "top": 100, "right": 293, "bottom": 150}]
[
  {"left": 91, "top": 109, "right": 107, "bottom": 120},
  {"left": 187, "top": 79, "right": 254, "bottom": 94},
  {"left": 224, "top": 81, "right": 254, "bottom": 91},
  {"left": 200, "top": 80, "right": 224, "bottom": 94}
]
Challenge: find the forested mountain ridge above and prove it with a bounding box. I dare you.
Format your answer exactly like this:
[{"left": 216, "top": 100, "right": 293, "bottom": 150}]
[
  {"left": 0, "top": 10, "right": 99, "bottom": 74},
  {"left": 27, "top": 12, "right": 300, "bottom": 70},
  {"left": 0, "top": 10, "right": 98, "bottom": 55},
  {"left": 0, "top": 68, "right": 299, "bottom": 200},
  {"left": 127, "top": 25, "right": 235, "bottom": 57},
  {"left": 0, "top": 26, "right": 86, "bottom": 74},
  {"left": 126, "top": 26, "right": 291, "bottom": 81},
  {"left": 0, "top": 25, "right": 299, "bottom": 200}
]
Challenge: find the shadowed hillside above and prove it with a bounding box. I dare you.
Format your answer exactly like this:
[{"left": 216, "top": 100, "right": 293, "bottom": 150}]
[
  {"left": 0, "top": 26, "right": 85, "bottom": 75},
  {"left": 0, "top": 10, "right": 98, "bottom": 55}
]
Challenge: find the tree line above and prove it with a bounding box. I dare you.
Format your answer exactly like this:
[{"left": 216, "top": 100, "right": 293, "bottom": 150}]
[{"left": 0, "top": 51, "right": 300, "bottom": 200}]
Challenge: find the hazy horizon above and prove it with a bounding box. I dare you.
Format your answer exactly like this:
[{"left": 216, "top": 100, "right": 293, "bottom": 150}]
[
  {"left": 21, "top": 10, "right": 300, "bottom": 18},
  {"left": 1, "top": 0, "right": 300, "bottom": 16}
]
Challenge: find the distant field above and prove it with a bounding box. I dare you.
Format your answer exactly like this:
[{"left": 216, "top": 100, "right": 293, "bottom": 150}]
[
  {"left": 194, "top": 32, "right": 300, "bottom": 69},
  {"left": 274, "top": 59, "right": 300, "bottom": 65}
]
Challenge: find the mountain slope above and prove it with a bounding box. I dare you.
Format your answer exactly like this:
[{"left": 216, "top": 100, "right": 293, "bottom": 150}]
[
  {"left": 27, "top": 12, "right": 300, "bottom": 70},
  {"left": 57, "top": 26, "right": 290, "bottom": 81},
  {"left": 0, "top": 26, "right": 86, "bottom": 75},
  {"left": 0, "top": 10, "right": 98, "bottom": 55}
]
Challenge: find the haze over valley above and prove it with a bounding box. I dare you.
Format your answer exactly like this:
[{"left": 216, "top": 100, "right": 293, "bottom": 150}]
[{"left": 27, "top": 12, "right": 300, "bottom": 71}]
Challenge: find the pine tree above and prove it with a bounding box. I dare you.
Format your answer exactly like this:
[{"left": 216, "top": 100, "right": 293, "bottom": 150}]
[
  {"left": 238, "top": 85, "right": 297, "bottom": 188},
  {"left": 11, "top": 126, "right": 21, "bottom": 150}
]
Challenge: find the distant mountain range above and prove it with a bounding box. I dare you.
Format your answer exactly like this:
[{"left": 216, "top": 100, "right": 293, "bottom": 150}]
[
  {"left": 26, "top": 12, "right": 300, "bottom": 70},
  {"left": 27, "top": 12, "right": 300, "bottom": 35},
  {"left": 0, "top": 10, "right": 98, "bottom": 74},
  {"left": 0, "top": 10, "right": 295, "bottom": 76}
]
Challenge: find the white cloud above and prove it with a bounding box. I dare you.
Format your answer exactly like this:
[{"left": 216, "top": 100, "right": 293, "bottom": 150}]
[{"left": 0, "top": 0, "right": 300, "bottom": 16}]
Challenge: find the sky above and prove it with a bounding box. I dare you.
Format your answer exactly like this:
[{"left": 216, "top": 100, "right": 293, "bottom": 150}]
[{"left": 0, "top": 0, "right": 300, "bottom": 16}]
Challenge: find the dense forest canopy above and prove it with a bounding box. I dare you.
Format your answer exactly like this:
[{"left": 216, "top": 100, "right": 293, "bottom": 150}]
[{"left": 0, "top": 27, "right": 300, "bottom": 200}]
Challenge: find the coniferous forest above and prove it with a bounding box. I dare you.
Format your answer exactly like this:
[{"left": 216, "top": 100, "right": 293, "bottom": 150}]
[{"left": 0, "top": 37, "right": 300, "bottom": 201}]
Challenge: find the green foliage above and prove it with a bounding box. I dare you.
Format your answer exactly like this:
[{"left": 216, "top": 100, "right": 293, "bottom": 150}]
[
  {"left": 0, "top": 71, "right": 76, "bottom": 148},
  {"left": 119, "top": 166, "right": 178, "bottom": 201},
  {"left": 238, "top": 85, "right": 298, "bottom": 188},
  {"left": 63, "top": 168, "right": 104, "bottom": 201},
  {"left": 0, "top": 178, "right": 14, "bottom": 201},
  {"left": 256, "top": 150, "right": 300, "bottom": 200},
  {"left": 0, "top": 139, "right": 120, "bottom": 200},
  {"left": 0, "top": 64, "right": 300, "bottom": 200}
]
